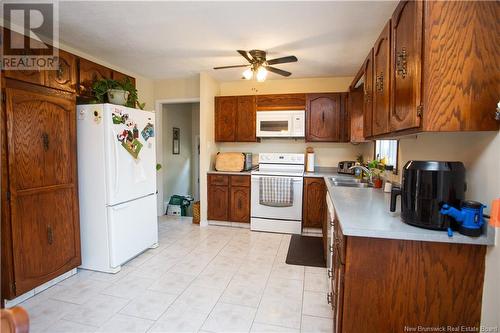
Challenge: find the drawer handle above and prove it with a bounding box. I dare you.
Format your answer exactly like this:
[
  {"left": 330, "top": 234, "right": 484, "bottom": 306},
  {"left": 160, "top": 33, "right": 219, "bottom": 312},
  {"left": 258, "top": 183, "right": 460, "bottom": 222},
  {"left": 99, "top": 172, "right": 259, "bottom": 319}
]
[
  {"left": 329, "top": 220, "right": 334, "bottom": 227},
  {"left": 328, "top": 269, "right": 333, "bottom": 278},
  {"left": 396, "top": 47, "right": 408, "bottom": 79},
  {"left": 329, "top": 245, "right": 334, "bottom": 253},
  {"left": 42, "top": 133, "right": 49, "bottom": 151},
  {"left": 327, "top": 292, "right": 332, "bottom": 304}
]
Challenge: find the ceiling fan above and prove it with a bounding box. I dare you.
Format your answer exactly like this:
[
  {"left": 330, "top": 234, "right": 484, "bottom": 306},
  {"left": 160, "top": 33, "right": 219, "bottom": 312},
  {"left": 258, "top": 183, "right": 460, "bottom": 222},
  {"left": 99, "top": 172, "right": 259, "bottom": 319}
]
[{"left": 213, "top": 50, "right": 298, "bottom": 81}]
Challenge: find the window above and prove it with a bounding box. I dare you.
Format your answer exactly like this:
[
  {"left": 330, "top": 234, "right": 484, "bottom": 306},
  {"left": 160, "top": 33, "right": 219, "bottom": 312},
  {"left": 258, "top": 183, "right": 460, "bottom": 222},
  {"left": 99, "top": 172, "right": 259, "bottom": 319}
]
[{"left": 374, "top": 140, "right": 399, "bottom": 173}]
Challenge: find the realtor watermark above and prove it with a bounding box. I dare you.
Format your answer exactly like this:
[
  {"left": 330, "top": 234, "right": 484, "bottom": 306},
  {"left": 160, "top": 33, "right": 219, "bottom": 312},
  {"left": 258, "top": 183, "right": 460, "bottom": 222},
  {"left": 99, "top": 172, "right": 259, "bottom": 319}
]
[
  {"left": 1, "top": 1, "right": 59, "bottom": 70},
  {"left": 404, "top": 326, "right": 499, "bottom": 332}
]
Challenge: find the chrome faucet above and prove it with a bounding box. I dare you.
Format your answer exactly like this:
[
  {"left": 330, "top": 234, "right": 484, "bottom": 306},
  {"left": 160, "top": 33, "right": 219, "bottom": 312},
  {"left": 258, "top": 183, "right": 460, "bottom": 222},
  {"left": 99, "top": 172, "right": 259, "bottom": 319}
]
[{"left": 349, "top": 165, "right": 373, "bottom": 183}]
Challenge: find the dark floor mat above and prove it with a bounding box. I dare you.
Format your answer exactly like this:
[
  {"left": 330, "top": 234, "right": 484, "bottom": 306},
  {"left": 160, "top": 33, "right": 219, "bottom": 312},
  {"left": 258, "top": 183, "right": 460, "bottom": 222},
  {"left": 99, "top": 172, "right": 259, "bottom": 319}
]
[{"left": 286, "top": 235, "right": 326, "bottom": 267}]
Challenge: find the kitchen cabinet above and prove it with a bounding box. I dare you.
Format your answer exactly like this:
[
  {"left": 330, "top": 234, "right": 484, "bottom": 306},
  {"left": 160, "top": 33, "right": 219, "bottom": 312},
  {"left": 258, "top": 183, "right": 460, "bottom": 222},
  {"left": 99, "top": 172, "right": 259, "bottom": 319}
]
[
  {"left": 215, "top": 96, "right": 257, "bottom": 142},
  {"left": 330, "top": 222, "right": 486, "bottom": 332},
  {"left": 207, "top": 174, "right": 250, "bottom": 223},
  {"left": 2, "top": 79, "right": 81, "bottom": 297},
  {"left": 390, "top": 0, "right": 423, "bottom": 132},
  {"left": 362, "top": 49, "right": 374, "bottom": 138},
  {"left": 302, "top": 177, "right": 326, "bottom": 229},
  {"left": 78, "top": 58, "right": 113, "bottom": 96},
  {"left": 256, "top": 93, "right": 306, "bottom": 111},
  {"left": 112, "top": 70, "right": 136, "bottom": 87},
  {"left": 348, "top": 86, "right": 365, "bottom": 143},
  {"left": 306, "top": 93, "right": 347, "bottom": 142},
  {"left": 372, "top": 21, "right": 391, "bottom": 136},
  {"left": 46, "top": 49, "right": 78, "bottom": 93}
]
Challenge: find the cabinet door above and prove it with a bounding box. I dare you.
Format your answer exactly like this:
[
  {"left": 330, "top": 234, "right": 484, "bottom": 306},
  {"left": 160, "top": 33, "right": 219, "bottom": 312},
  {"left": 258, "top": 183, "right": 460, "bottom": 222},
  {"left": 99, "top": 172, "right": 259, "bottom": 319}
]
[
  {"left": 46, "top": 49, "right": 78, "bottom": 93},
  {"left": 78, "top": 58, "right": 113, "bottom": 96},
  {"left": 5, "top": 81, "right": 80, "bottom": 295},
  {"left": 256, "top": 94, "right": 306, "bottom": 110},
  {"left": 349, "top": 86, "right": 365, "bottom": 142},
  {"left": 390, "top": 1, "right": 423, "bottom": 132},
  {"left": 303, "top": 178, "right": 326, "bottom": 228},
  {"left": 207, "top": 185, "right": 229, "bottom": 221},
  {"left": 372, "top": 21, "right": 391, "bottom": 136},
  {"left": 215, "top": 97, "right": 237, "bottom": 142},
  {"left": 236, "top": 96, "right": 257, "bottom": 142},
  {"left": 306, "top": 93, "right": 341, "bottom": 142},
  {"left": 230, "top": 186, "right": 250, "bottom": 223},
  {"left": 363, "top": 49, "right": 374, "bottom": 138},
  {"left": 2, "top": 29, "right": 45, "bottom": 86},
  {"left": 112, "top": 70, "right": 136, "bottom": 87}
]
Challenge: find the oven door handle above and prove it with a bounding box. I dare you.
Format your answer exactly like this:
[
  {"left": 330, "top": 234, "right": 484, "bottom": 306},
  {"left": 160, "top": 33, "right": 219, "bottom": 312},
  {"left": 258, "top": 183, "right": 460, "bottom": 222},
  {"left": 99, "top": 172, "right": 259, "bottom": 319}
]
[{"left": 251, "top": 176, "right": 303, "bottom": 182}]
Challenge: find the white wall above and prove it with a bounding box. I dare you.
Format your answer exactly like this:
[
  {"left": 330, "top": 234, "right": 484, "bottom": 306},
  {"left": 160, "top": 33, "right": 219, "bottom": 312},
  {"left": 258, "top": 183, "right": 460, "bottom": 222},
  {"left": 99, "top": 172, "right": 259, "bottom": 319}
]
[
  {"left": 199, "top": 72, "right": 220, "bottom": 224},
  {"left": 161, "top": 103, "right": 194, "bottom": 210},
  {"left": 389, "top": 131, "right": 500, "bottom": 327},
  {"left": 191, "top": 104, "right": 201, "bottom": 200}
]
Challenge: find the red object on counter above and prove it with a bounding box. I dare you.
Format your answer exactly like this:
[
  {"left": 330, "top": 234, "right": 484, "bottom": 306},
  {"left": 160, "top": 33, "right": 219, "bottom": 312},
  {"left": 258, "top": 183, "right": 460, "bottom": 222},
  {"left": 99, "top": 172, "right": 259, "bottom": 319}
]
[
  {"left": 490, "top": 198, "right": 500, "bottom": 227},
  {"left": 373, "top": 178, "right": 383, "bottom": 188}
]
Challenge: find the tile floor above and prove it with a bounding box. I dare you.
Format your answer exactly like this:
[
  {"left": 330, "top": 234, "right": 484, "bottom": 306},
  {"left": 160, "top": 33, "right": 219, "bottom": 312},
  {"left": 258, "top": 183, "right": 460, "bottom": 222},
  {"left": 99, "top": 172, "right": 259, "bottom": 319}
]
[{"left": 19, "top": 216, "right": 333, "bottom": 333}]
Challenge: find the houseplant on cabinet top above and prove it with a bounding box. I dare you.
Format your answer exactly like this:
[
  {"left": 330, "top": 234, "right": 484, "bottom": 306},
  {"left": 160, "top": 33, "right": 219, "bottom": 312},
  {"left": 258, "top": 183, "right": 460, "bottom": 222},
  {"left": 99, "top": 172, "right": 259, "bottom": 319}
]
[{"left": 91, "top": 77, "right": 145, "bottom": 109}]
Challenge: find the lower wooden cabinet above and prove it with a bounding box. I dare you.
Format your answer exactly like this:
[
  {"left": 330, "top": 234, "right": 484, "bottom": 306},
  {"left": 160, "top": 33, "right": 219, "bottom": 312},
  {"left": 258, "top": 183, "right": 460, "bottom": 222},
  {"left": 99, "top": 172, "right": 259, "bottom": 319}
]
[
  {"left": 207, "top": 174, "right": 250, "bottom": 223},
  {"left": 331, "top": 223, "right": 486, "bottom": 332},
  {"left": 302, "top": 177, "right": 327, "bottom": 228},
  {"left": 1, "top": 79, "right": 81, "bottom": 299}
]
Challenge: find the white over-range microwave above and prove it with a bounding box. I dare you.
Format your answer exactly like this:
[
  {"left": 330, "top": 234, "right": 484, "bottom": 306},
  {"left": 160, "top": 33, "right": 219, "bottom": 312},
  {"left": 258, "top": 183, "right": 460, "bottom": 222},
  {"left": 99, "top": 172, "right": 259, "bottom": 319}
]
[{"left": 256, "top": 110, "right": 305, "bottom": 138}]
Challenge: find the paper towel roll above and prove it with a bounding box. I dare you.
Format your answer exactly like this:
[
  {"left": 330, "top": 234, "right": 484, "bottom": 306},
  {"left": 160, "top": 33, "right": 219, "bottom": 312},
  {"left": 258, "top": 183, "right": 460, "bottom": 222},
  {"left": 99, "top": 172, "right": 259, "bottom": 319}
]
[{"left": 306, "top": 153, "right": 315, "bottom": 172}]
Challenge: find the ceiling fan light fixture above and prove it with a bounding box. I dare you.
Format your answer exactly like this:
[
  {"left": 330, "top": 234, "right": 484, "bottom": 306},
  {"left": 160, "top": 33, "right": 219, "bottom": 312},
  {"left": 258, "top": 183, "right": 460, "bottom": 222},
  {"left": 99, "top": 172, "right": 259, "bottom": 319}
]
[
  {"left": 256, "top": 66, "right": 267, "bottom": 82},
  {"left": 242, "top": 68, "right": 253, "bottom": 80}
]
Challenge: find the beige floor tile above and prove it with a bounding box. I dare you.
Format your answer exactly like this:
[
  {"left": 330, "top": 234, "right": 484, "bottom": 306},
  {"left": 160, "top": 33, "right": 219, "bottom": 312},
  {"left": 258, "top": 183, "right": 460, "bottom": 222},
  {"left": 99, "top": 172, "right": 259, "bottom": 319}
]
[
  {"left": 302, "top": 291, "right": 333, "bottom": 318},
  {"left": 300, "top": 315, "right": 333, "bottom": 333},
  {"left": 96, "top": 314, "right": 154, "bottom": 333},
  {"left": 201, "top": 303, "right": 257, "bottom": 333},
  {"left": 119, "top": 290, "right": 177, "bottom": 320}
]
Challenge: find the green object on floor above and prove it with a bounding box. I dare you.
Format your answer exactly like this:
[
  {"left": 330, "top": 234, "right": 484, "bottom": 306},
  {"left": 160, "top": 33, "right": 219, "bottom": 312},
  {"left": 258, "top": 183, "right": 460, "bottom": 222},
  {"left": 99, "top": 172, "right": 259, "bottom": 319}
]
[{"left": 168, "top": 195, "right": 193, "bottom": 216}]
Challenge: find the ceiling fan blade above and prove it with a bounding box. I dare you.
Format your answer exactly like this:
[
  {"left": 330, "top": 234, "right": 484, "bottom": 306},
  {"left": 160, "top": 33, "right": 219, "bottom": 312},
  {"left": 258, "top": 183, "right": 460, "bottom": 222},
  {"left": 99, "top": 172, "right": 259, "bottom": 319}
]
[
  {"left": 213, "top": 64, "right": 249, "bottom": 70},
  {"left": 237, "top": 50, "right": 254, "bottom": 63},
  {"left": 266, "top": 66, "right": 292, "bottom": 77},
  {"left": 266, "top": 55, "right": 298, "bottom": 65}
]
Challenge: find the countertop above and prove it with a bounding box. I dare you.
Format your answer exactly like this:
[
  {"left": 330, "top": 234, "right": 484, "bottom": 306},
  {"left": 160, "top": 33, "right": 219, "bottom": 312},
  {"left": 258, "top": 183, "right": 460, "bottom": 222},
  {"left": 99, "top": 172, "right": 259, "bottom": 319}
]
[
  {"left": 325, "top": 178, "right": 495, "bottom": 246},
  {"left": 207, "top": 170, "right": 252, "bottom": 176},
  {"left": 304, "top": 167, "right": 339, "bottom": 178}
]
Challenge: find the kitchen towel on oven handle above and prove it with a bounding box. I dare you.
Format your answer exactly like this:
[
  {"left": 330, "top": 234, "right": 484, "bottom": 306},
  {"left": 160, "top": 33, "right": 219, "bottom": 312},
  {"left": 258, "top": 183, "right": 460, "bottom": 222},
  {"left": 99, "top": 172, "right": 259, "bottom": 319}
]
[{"left": 259, "top": 177, "right": 294, "bottom": 207}]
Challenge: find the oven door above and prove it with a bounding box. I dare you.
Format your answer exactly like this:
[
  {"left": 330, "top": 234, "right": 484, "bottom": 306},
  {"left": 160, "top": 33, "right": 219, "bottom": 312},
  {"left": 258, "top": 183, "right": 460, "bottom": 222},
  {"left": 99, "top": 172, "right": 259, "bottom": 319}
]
[
  {"left": 256, "top": 111, "right": 293, "bottom": 137},
  {"left": 251, "top": 175, "right": 303, "bottom": 220}
]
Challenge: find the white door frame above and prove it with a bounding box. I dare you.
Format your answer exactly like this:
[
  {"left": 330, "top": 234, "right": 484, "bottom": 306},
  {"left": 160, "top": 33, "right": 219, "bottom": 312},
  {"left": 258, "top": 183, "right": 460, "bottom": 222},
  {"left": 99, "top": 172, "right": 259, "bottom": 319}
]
[{"left": 155, "top": 98, "right": 200, "bottom": 216}]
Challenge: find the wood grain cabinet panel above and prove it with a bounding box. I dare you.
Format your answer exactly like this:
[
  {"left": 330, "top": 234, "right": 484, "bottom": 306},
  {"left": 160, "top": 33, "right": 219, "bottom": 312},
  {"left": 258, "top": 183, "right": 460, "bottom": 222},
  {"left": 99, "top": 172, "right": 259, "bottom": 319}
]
[
  {"left": 229, "top": 186, "right": 250, "bottom": 223},
  {"left": 256, "top": 94, "right": 306, "bottom": 110},
  {"left": 236, "top": 96, "right": 257, "bottom": 142},
  {"left": 46, "top": 49, "right": 78, "bottom": 93},
  {"left": 214, "top": 97, "right": 237, "bottom": 142},
  {"left": 78, "top": 58, "right": 113, "bottom": 96},
  {"left": 207, "top": 185, "right": 229, "bottom": 221},
  {"left": 306, "top": 93, "right": 342, "bottom": 142},
  {"left": 112, "top": 70, "right": 136, "bottom": 87},
  {"left": 349, "top": 87, "right": 365, "bottom": 143},
  {"left": 363, "top": 50, "right": 374, "bottom": 138},
  {"left": 4, "top": 80, "right": 80, "bottom": 296},
  {"left": 390, "top": 0, "right": 423, "bottom": 132},
  {"left": 372, "top": 21, "right": 391, "bottom": 136},
  {"left": 302, "top": 177, "right": 326, "bottom": 228}
]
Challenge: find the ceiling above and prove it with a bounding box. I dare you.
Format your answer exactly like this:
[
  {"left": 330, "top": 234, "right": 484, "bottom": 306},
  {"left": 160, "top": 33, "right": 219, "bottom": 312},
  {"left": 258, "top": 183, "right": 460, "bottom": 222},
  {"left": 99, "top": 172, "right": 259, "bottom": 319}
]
[{"left": 58, "top": 1, "right": 398, "bottom": 81}]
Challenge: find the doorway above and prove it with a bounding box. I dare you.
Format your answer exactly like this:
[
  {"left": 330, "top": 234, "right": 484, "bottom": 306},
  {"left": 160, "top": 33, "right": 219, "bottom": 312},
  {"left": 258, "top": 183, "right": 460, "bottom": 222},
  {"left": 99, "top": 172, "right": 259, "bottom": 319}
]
[{"left": 155, "top": 99, "right": 200, "bottom": 217}]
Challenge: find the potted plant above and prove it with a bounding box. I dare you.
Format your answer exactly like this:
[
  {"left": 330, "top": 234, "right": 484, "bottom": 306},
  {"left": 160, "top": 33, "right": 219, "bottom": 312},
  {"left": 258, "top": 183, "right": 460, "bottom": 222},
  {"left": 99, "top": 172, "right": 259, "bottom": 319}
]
[
  {"left": 91, "top": 77, "right": 145, "bottom": 109},
  {"left": 367, "top": 159, "right": 385, "bottom": 188}
]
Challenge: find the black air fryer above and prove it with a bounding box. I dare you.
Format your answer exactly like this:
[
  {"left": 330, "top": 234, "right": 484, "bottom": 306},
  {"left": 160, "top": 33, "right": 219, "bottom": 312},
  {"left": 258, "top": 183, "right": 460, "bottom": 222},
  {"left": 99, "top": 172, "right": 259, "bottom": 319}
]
[{"left": 390, "top": 161, "right": 466, "bottom": 230}]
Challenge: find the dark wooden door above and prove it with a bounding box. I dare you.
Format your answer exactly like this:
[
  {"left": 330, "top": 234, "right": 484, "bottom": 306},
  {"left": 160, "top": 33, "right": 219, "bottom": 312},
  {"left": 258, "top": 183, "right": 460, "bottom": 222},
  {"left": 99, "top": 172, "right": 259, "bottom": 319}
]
[
  {"left": 306, "top": 93, "right": 341, "bottom": 142},
  {"left": 363, "top": 49, "right": 374, "bottom": 138},
  {"left": 214, "top": 97, "right": 237, "bottom": 142},
  {"left": 236, "top": 96, "right": 256, "bottom": 142},
  {"left": 5, "top": 80, "right": 80, "bottom": 295},
  {"left": 207, "top": 185, "right": 229, "bottom": 221},
  {"left": 229, "top": 186, "right": 250, "bottom": 223},
  {"left": 46, "top": 49, "right": 78, "bottom": 93},
  {"left": 302, "top": 178, "right": 326, "bottom": 228},
  {"left": 372, "top": 21, "right": 391, "bottom": 136},
  {"left": 390, "top": 0, "right": 423, "bottom": 132},
  {"left": 349, "top": 86, "right": 365, "bottom": 142},
  {"left": 78, "top": 58, "right": 113, "bottom": 96}
]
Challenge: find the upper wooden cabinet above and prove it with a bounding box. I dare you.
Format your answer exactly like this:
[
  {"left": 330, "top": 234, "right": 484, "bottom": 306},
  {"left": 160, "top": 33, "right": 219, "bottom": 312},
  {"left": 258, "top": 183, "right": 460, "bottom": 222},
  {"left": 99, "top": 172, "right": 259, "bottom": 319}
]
[
  {"left": 215, "top": 96, "right": 257, "bottom": 142},
  {"left": 46, "top": 49, "right": 78, "bottom": 93},
  {"left": 372, "top": 21, "right": 391, "bottom": 136},
  {"left": 390, "top": 0, "right": 423, "bottom": 132},
  {"left": 306, "top": 93, "right": 344, "bottom": 142},
  {"left": 112, "top": 70, "right": 136, "bottom": 88},
  {"left": 363, "top": 49, "right": 374, "bottom": 138},
  {"left": 78, "top": 58, "right": 113, "bottom": 96},
  {"left": 349, "top": 86, "right": 365, "bottom": 143},
  {"left": 256, "top": 94, "right": 306, "bottom": 110}
]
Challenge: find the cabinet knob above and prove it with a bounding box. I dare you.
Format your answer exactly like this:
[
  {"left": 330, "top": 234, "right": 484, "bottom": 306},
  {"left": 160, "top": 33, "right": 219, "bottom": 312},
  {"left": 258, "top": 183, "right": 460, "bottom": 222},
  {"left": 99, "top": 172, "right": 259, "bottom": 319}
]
[
  {"left": 327, "top": 292, "right": 333, "bottom": 304},
  {"left": 328, "top": 269, "right": 333, "bottom": 278},
  {"left": 41, "top": 133, "right": 49, "bottom": 151},
  {"left": 47, "top": 225, "right": 53, "bottom": 245},
  {"left": 376, "top": 72, "right": 384, "bottom": 93},
  {"left": 396, "top": 47, "right": 408, "bottom": 79}
]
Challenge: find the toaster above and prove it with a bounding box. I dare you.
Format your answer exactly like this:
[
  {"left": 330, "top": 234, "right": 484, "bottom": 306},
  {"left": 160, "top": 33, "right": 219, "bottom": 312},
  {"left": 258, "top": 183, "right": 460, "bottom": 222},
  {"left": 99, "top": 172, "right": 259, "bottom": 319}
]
[{"left": 338, "top": 161, "right": 356, "bottom": 175}]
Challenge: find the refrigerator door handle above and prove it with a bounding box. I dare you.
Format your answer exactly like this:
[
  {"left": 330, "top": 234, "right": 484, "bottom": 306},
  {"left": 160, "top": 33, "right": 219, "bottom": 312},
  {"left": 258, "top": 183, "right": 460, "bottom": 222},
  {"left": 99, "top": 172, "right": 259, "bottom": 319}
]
[
  {"left": 112, "top": 130, "right": 119, "bottom": 196},
  {"left": 112, "top": 203, "right": 132, "bottom": 210}
]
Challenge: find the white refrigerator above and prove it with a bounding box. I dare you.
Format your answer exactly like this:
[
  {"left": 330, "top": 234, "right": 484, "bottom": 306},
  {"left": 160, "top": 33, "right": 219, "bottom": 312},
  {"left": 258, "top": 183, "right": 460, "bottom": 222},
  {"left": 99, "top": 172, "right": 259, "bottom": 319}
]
[{"left": 77, "top": 104, "right": 158, "bottom": 273}]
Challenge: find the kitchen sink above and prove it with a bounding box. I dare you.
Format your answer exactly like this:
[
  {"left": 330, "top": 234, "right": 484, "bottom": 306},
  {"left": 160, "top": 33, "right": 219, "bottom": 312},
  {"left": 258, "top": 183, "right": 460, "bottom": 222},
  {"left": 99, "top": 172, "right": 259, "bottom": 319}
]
[{"left": 328, "top": 176, "right": 372, "bottom": 188}]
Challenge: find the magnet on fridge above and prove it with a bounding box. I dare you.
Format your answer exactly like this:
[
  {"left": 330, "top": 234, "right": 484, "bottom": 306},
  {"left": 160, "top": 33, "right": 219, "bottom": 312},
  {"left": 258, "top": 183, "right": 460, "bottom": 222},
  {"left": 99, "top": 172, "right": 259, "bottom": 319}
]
[
  {"left": 93, "top": 110, "right": 102, "bottom": 124},
  {"left": 121, "top": 138, "right": 143, "bottom": 159},
  {"left": 141, "top": 123, "right": 155, "bottom": 141},
  {"left": 133, "top": 124, "right": 139, "bottom": 139}
]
